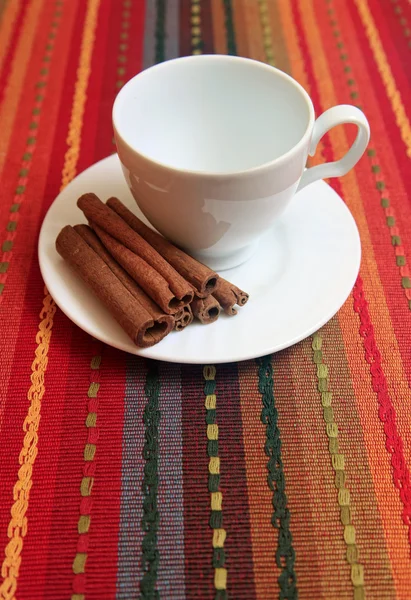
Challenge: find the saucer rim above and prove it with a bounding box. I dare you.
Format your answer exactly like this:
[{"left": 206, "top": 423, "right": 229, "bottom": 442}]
[{"left": 38, "top": 154, "right": 361, "bottom": 364}]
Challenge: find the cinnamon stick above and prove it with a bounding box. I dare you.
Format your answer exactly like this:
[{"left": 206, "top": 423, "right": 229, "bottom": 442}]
[
  {"left": 74, "top": 224, "right": 174, "bottom": 333},
  {"left": 191, "top": 295, "right": 221, "bottom": 324},
  {"left": 78, "top": 193, "right": 193, "bottom": 303},
  {"left": 174, "top": 305, "right": 193, "bottom": 331},
  {"left": 91, "top": 222, "right": 186, "bottom": 315},
  {"left": 106, "top": 197, "right": 219, "bottom": 298},
  {"left": 56, "top": 226, "right": 172, "bottom": 348},
  {"left": 213, "top": 278, "right": 249, "bottom": 316}
]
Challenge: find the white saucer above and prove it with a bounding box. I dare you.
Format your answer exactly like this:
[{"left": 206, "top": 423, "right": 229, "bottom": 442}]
[{"left": 38, "top": 154, "right": 361, "bottom": 364}]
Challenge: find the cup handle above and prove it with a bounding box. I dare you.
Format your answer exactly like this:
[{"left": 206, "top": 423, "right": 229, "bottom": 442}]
[{"left": 297, "top": 105, "right": 370, "bottom": 192}]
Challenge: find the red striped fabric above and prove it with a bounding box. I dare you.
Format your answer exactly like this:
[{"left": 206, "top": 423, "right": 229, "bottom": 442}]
[{"left": 0, "top": 1, "right": 410, "bottom": 598}]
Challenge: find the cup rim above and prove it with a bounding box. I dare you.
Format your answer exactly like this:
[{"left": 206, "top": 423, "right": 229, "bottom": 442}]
[{"left": 112, "top": 54, "right": 315, "bottom": 179}]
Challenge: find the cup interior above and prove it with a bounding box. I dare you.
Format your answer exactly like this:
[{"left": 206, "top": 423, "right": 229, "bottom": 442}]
[{"left": 113, "top": 55, "right": 313, "bottom": 174}]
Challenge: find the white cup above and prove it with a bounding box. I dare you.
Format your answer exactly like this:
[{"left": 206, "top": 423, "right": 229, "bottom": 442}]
[{"left": 113, "top": 55, "right": 369, "bottom": 270}]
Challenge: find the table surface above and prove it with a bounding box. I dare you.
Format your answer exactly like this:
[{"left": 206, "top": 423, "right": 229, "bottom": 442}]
[{"left": 0, "top": 1, "right": 410, "bottom": 599}]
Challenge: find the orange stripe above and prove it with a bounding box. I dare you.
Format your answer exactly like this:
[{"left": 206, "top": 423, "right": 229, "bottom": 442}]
[
  {"left": 0, "top": 0, "right": 22, "bottom": 76},
  {"left": 311, "top": 332, "right": 365, "bottom": 597},
  {"left": 0, "top": 0, "right": 79, "bottom": 434},
  {"left": 297, "top": 0, "right": 411, "bottom": 592},
  {"left": 323, "top": 4, "right": 411, "bottom": 310},
  {"left": 334, "top": 0, "right": 411, "bottom": 322},
  {"left": 0, "top": 1, "right": 101, "bottom": 597},
  {"left": 265, "top": 0, "right": 290, "bottom": 74},
  {"left": 338, "top": 303, "right": 411, "bottom": 596},
  {"left": 0, "top": 5, "right": 61, "bottom": 299},
  {"left": 275, "top": 0, "right": 325, "bottom": 169},
  {"left": 231, "top": 0, "right": 249, "bottom": 58},
  {"left": 0, "top": 0, "right": 6, "bottom": 21},
  {"left": 275, "top": 0, "right": 308, "bottom": 88},
  {"left": 353, "top": 0, "right": 411, "bottom": 158},
  {"left": 210, "top": 0, "right": 227, "bottom": 54},
  {"left": 240, "top": 0, "right": 265, "bottom": 63},
  {"left": 298, "top": 0, "right": 411, "bottom": 454},
  {"left": 319, "top": 316, "right": 398, "bottom": 596},
  {"left": 238, "top": 361, "right": 278, "bottom": 599},
  {"left": 0, "top": 0, "right": 45, "bottom": 182},
  {"left": 275, "top": 340, "right": 352, "bottom": 596}
]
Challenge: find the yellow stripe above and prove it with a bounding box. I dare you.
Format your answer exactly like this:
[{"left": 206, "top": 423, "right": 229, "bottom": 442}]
[
  {"left": 211, "top": 492, "right": 223, "bottom": 511},
  {"left": 354, "top": 0, "right": 411, "bottom": 158},
  {"left": 0, "top": 294, "right": 56, "bottom": 600},
  {"left": 191, "top": 0, "right": 202, "bottom": 55},
  {"left": 298, "top": 0, "right": 411, "bottom": 592},
  {"left": 212, "top": 529, "right": 226, "bottom": 547},
  {"left": 61, "top": 0, "right": 101, "bottom": 190},
  {"left": 312, "top": 334, "right": 365, "bottom": 598},
  {"left": 325, "top": 6, "right": 410, "bottom": 309},
  {"left": 71, "top": 352, "right": 102, "bottom": 600},
  {"left": 193, "top": 0, "right": 225, "bottom": 542},
  {"left": 296, "top": 0, "right": 411, "bottom": 423},
  {"left": 203, "top": 365, "right": 227, "bottom": 594},
  {"left": 0, "top": 2, "right": 101, "bottom": 598},
  {"left": 215, "top": 568, "right": 227, "bottom": 591},
  {"left": 257, "top": 0, "right": 274, "bottom": 66},
  {"left": 208, "top": 456, "right": 220, "bottom": 474}
]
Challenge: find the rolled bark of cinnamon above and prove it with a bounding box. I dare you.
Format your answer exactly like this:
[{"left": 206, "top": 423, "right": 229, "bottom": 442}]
[
  {"left": 78, "top": 193, "right": 193, "bottom": 303},
  {"left": 174, "top": 305, "right": 193, "bottom": 331},
  {"left": 213, "top": 278, "right": 249, "bottom": 316},
  {"left": 90, "top": 222, "right": 187, "bottom": 315},
  {"left": 106, "top": 197, "right": 219, "bottom": 298},
  {"left": 191, "top": 295, "right": 221, "bottom": 324},
  {"left": 56, "top": 226, "right": 172, "bottom": 348},
  {"left": 74, "top": 224, "right": 174, "bottom": 334}
]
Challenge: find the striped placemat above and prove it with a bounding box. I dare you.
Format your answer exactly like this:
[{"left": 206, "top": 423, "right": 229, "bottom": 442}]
[{"left": 0, "top": 1, "right": 410, "bottom": 598}]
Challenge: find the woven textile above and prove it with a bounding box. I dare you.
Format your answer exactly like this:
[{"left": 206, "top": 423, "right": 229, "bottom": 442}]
[{"left": 0, "top": 0, "right": 411, "bottom": 598}]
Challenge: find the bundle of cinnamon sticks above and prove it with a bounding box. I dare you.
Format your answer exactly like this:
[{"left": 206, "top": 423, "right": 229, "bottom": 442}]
[{"left": 56, "top": 193, "right": 249, "bottom": 348}]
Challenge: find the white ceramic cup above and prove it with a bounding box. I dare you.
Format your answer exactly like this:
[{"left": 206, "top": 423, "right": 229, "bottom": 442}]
[{"left": 113, "top": 55, "right": 370, "bottom": 270}]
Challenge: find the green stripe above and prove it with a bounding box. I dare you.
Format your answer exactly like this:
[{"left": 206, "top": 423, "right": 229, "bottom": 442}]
[
  {"left": 204, "top": 370, "right": 227, "bottom": 600},
  {"left": 139, "top": 6, "right": 166, "bottom": 597},
  {"left": 257, "top": 355, "right": 298, "bottom": 600},
  {"left": 222, "top": 0, "right": 237, "bottom": 56},
  {"left": 143, "top": 0, "right": 157, "bottom": 69},
  {"left": 155, "top": 0, "right": 166, "bottom": 64},
  {"left": 220, "top": 6, "right": 298, "bottom": 593},
  {"left": 140, "top": 361, "right": 161, "bottom": 599}
]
